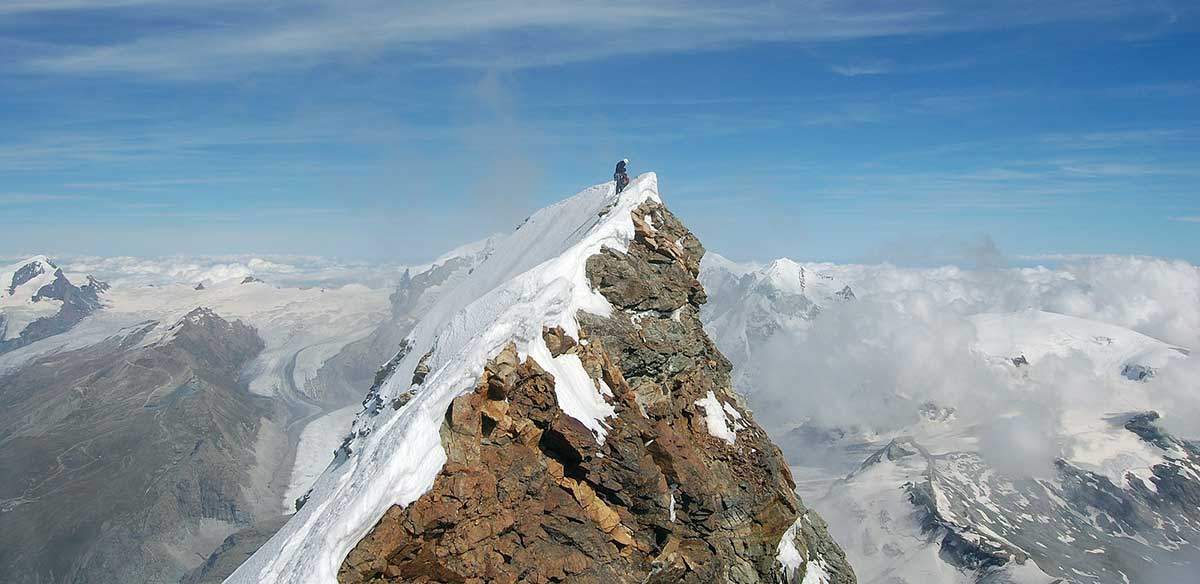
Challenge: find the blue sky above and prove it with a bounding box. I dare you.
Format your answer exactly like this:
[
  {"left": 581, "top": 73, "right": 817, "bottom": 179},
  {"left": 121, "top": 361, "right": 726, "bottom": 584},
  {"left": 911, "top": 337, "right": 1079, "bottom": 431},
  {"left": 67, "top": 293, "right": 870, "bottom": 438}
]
[{"left": 1, "top": 1, "right": 1198, "bottom": 265}]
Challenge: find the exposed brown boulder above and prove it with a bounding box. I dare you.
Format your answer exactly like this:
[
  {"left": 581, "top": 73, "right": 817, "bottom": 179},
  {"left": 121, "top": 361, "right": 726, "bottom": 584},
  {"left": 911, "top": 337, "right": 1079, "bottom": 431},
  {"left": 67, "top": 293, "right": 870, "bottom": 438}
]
[{"left": 339, "top": 200, "right": 855, "bottom": 584}]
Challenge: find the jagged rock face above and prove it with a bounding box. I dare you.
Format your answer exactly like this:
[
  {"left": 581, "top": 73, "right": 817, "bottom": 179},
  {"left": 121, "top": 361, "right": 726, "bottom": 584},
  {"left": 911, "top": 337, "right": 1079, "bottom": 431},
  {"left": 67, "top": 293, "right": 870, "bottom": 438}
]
[
  {"left": 338, "top": 201, "right": 854, "bottom": 583},
  {"left": 0, "top": 308, "right": 272, "bottom": 584}
]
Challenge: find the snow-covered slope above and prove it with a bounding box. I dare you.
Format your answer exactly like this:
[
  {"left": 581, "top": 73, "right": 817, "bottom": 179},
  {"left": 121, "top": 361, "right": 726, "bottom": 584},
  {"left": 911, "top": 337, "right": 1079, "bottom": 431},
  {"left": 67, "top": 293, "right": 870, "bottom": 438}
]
[
  {"left": 971, "top": 311, "right": 1189, "bottom": 489},
  {"left": 972, "top": 310, "right": 1184, "bottom": 381},
  {"left": 282, "top": 242, "right": 496, "bottom": 513},
  {"left": 229, "top": 173, "right": 664, "bottom": 583}
]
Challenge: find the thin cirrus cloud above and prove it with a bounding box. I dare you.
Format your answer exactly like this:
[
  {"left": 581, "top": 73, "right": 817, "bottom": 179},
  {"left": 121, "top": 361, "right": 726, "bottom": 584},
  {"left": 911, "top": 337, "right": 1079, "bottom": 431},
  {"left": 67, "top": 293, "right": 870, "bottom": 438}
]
[
  {"left": 0, "top": 0, "right": 166, "bottom": 13},
  {"left": 829, "top": 57, "right": 976, "bottom": 77},
  {"left": 1039, "top": 128, "right": 1200, "bottom": 150},
  {"left": 829, "top": 62, "right": 893, "bottom": 76},
  {"left": 0, "top": 192, "right": 88, "bottom": 204},
  {"left": 8, "top": 0, "right": 1178, "bottom": 79}
]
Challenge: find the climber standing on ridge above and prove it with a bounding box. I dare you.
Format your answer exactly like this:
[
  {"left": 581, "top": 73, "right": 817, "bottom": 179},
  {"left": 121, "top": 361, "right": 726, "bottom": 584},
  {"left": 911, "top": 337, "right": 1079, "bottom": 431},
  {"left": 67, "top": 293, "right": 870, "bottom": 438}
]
[{"left": 614, "top": 159, "right": 630, "bottom": 194}]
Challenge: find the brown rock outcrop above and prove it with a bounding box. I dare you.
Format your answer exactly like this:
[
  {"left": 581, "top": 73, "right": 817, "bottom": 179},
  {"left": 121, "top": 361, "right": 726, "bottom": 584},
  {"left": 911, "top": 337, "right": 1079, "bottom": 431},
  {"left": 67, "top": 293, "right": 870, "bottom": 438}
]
[{"left": 339, "top": 200, "right": 855, "bottom": 584}]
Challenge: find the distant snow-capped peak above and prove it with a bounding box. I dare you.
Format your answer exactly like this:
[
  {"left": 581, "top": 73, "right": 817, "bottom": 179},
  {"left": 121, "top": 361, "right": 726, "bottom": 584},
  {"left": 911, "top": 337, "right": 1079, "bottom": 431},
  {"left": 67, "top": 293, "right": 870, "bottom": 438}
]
[
  {"left": 701, "top": 253, "right": 855, "bottom": 323},
  {"left": 0, "top": 255, "right": 109, "bottom": 347},
  {"left": 699, "top": 252, "right": 854, "bottom": 392},
  {"left": 2, "top": 255, "right": 60, "bottom": 300}
]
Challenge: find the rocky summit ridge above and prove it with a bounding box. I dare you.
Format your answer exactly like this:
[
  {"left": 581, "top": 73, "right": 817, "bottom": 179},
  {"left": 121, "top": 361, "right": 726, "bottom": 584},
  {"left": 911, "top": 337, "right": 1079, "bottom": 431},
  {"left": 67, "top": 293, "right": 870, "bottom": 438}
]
[{"left": 228, "top": 173, "right": 856, "bottom": 584}]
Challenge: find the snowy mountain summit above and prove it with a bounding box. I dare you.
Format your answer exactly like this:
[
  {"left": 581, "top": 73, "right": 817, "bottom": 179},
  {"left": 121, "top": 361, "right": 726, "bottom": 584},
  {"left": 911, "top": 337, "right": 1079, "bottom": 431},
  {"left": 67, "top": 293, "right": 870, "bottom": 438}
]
[
  {"left": 229, "top": 173, "right": 856, "bottom": 583},
  {"left": 0, "top": 255, "right": 106, "bottom": 353},
  {"left": 700, "top": 254, "right": 854, "bottom": 392}
]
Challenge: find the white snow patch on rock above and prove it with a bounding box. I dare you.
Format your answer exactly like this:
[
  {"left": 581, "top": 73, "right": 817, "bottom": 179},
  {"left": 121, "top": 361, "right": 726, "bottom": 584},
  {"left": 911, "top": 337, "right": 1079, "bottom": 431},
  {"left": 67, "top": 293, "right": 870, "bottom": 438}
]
[
  {"left": 525, "top": 339, "right": 614, "bottom": 443},
  {"left": 777, "top": 518, "right": 804, "bottom": 577},
  {"left": 695, "top": 390, "right": 738, "bottom": 444},
  {"left": 801, "top": 558, "right": 831, "bottom": 584}
]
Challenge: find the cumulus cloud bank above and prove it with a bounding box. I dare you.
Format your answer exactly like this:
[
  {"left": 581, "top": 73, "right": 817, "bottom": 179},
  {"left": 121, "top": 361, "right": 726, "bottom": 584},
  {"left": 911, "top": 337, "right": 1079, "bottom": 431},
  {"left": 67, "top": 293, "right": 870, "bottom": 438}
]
[
  {"left": 820, "top": 255, "right": 1200, "bottom": 347},
  {"left": 741, "top": 255, "right": 1200, "bottom": 472}
]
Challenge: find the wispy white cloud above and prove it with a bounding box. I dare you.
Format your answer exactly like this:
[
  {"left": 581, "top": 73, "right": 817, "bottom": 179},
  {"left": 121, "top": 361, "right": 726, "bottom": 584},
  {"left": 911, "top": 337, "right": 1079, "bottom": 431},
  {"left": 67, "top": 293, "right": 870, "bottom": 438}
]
[
  {"left": 829, "top": 61, "right": 893, "bottom": 76},
  {"left": 0, "top": 192, "right": 87, "bottom": 204},
  {"left": 1171, "top": 216, "right": 1200, "bottom": 223},
  {"left": 10, "top": 0, "right": 1175, "bottom": 79},
  {"left": 1103, "top": 81, "right": 1200, "bottom": 98},
  {"left": 828, "top": 57, "right": 974, "bottom": 77},
  {"left": 1017, "top": 252, "right": 1117, "bottom": 262},
  {"left": 62, "top": 178, "right": 243, "bottom": 190},
  {"left": 0, "top": 117, "right": 390, "bottom": 171},
  {"left": 0, "top": 96, "right": 906, "bottom": 173},
  {"left": 1057, "top": 161, "right": 1200, "bottom": 177},
  {"left": 0, "top": 0, "right": 178, "bottom": 14},
  {"left": 1040, "top": 128, "right": 1200, "bottom": 150}
]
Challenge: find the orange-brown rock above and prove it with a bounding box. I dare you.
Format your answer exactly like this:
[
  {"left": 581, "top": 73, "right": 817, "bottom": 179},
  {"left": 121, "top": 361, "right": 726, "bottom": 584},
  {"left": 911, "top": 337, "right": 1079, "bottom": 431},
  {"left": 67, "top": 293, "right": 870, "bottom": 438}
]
[{"left": 338, "top": 200, "right": 855, "bottom": 584}]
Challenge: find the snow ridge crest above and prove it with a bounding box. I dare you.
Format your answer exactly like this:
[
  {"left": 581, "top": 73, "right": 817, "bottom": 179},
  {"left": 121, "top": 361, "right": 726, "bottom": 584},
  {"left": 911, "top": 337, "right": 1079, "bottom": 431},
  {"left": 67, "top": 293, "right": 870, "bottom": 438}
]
[{"left": 230, "top": 173, "right": 663, "bottom": 583}]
